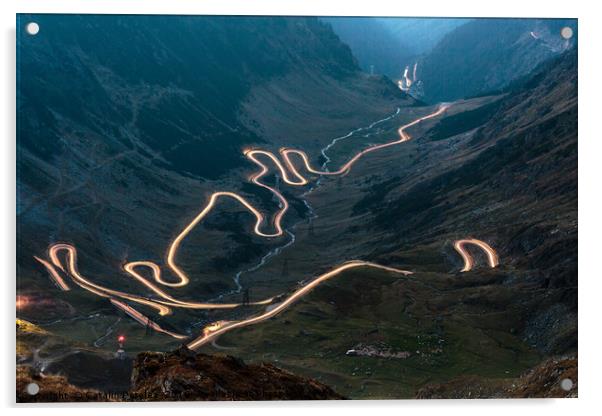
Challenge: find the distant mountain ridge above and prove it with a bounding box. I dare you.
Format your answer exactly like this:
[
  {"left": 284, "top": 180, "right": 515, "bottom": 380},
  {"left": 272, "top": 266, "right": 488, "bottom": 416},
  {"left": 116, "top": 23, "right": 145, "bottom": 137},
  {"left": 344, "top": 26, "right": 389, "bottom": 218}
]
[
  {"left": 322, "top": 17, "right": 468, "bottom": 79},
  {"left": 320, "top": 17, "right": 414, "bottom": 78}
]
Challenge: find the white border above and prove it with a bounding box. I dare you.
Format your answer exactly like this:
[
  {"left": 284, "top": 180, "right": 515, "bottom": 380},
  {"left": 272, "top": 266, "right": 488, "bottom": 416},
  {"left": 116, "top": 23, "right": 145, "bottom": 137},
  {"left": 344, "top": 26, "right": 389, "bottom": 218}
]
[
  {"left": 10, "top": 0, "right": 580, "bottom": 18},
  {"left": 3, "top": 1, "right": 601, "bottom": 415}
]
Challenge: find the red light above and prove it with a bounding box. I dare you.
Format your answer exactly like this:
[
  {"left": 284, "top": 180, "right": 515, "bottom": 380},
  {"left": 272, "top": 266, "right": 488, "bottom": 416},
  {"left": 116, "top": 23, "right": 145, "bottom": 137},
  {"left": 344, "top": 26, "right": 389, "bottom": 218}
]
[{"left": 117, "top": 335, "right": 125, "bottom": 343}]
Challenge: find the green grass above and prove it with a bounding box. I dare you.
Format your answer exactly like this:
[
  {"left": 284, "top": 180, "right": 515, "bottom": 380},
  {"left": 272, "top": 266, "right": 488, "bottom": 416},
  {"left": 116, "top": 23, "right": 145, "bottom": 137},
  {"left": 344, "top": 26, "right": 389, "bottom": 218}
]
[{"left": 199, "top": 266, "right": 540, "bottom": 399}]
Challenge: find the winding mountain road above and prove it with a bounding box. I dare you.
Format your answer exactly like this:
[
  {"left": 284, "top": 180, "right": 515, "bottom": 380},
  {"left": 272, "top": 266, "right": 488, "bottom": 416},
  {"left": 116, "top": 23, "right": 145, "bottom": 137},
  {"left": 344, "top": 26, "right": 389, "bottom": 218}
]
[{"left": 35, "top": 103, "right": 499, "bottom": 348}]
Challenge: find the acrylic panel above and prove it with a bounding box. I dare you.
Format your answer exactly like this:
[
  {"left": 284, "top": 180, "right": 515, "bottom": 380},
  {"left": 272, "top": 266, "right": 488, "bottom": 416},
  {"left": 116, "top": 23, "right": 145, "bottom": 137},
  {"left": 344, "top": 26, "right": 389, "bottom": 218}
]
[{"left": 16, "top": 14, "right": 578, "bottom": 402}]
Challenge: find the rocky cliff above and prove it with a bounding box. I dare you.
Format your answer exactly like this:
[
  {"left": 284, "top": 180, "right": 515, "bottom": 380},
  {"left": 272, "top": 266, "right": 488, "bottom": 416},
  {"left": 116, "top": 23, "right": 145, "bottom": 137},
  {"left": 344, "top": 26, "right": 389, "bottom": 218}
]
[{"left": 130, "top": 347, "right": 343, "bottom": 401}]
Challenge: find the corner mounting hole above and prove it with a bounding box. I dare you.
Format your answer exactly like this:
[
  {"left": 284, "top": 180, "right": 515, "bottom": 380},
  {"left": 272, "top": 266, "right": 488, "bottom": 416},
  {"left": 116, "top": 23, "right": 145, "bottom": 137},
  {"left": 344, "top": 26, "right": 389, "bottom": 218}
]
[
  {"left": 560, "top": 378, "right": 573, "bottom": 391},
  {"left": 26, "top": 382, "right": 40, "bottom": 395},
  {"left": 560, "top": 26, "right": 573, "bottom": 40},
  {"left": 26, "top": 22, "right": 40, "bottom": 36}
]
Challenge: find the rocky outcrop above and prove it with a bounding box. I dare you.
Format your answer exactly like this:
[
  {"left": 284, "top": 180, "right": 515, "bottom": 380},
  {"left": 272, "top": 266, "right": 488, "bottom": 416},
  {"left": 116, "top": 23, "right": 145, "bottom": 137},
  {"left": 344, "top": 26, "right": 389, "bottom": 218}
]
[
  {"left": 129, "top": 347, "right": 344, "bottom": 401},
  {"left": 17, "top": 366, "right": 108, "bottom": 403},
  {"left": 415, "top": 356, "right": 577, "bottom": 399}
]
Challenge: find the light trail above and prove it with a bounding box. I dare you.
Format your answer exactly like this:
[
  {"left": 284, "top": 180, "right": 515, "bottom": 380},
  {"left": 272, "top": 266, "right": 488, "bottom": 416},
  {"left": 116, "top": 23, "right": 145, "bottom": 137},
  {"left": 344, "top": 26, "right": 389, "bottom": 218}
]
[
  {"left": 202, "top": 321, "right": 229, "bottom": 337},
  {"left": 35, "top": 105, "right": 466, "bottom": 345},
  {"left": 398, "top": 66, "right": 410, "bottom": 92},
  {"left": 109, "top": 299, "right": 187, "bottom": 340},
  {"left": 399, "top": 62, "right": 418, "bottom": 93},
  {"left": 139, "top": 104, "right": 446, "bottom": 300},
  {"left": 123, "top": 260, "right": 274, "bottom": 309},
  {"left": 36, "top": 245, "right": 172, "bottom": 316},
  {"left": 33, "top": 256, "right": 70, "bottom": 291},
  {"left": 36, "top": 247, "right": 273, "bottom": 314},
  {"left": 403, "top": 65, "right": 412, "bottom": 89},
  {"left": 453, "top": 238, "right": 500, "bottom": 272},
  {"left": 187, "top": 261, "right": 412, "bottom": 349}
]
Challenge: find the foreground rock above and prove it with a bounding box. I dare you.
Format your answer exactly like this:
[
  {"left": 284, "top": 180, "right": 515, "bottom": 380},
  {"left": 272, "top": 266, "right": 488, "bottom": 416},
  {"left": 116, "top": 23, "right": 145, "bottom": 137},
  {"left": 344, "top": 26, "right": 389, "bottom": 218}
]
[
  {"left": 17, "top": 347, "right": 343, "bottom": 402},
  {"left": 17, "top": 317, "right": 344, "bottom": 403},
  {"left": 129, "top": 347, "right": 344, "bottom": 401},
  {"left": 415, "top": 356, "right": 577, "bottom": 399},
  {"left": 17, "top": 366, "right": 108, "bottom": 403}
]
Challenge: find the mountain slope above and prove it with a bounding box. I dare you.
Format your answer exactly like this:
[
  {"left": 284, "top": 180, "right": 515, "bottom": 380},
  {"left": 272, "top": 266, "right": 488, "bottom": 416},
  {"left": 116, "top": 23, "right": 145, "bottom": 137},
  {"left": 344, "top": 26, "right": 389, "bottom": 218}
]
[
  {"left": 372, "top": 49, "right": 577, "bottom": 354},
  {"left": 419, "top": 18, "right": 577, "bottom": 102},
  {"left": 18, "top": 15, "right": 403, "bottom": 179},
  {"left": 415, "top": 356, "right": 577, "bottom": 398}
]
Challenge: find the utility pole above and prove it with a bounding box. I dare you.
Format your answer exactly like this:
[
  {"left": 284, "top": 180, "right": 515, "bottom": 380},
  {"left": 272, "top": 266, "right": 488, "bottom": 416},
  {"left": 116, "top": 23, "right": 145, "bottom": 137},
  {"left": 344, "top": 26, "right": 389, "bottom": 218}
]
[{"left": 145, "top": 319, "right": 153, "bottom": 337}]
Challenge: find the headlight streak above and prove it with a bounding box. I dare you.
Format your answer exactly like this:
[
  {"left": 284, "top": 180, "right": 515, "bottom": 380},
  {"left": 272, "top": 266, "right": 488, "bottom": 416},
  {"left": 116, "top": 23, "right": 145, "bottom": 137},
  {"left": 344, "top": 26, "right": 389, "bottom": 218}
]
[
  {"left": 453, "top": 239, "right": 500, "bottom": 272},
  {"left": 187, "top": 261, "right": 413, "bottom": 349}
]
